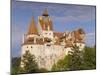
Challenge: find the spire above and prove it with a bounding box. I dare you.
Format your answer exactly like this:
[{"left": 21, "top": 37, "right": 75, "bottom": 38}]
[
  {"left": 27, "top": 17, "right": 38, "bottom": 35},
  {"left": 42, "top": 8, "right": 49, "bottom": 16},
  {"left": 38, "top": 8, "right": 53, "bottom": 31}
]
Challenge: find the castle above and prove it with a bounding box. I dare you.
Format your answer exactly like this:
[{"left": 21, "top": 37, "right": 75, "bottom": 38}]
[{"left": 21, "top": 9, "right": 85, "bottom": 70}]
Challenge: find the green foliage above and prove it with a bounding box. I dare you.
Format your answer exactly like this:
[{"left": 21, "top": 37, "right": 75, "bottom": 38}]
[
  {"left": 51, "top": 55, "right": 69, "bottom": 71},
  {"left": 82, "top": 47, "right": 96, "bottom": 69},
  {"left": 19, "top": 50, "right": 38, "bottom": 73},
  {"left": 51, "top": 45, "right": 96, "bottom": 71},
  {"left": 11, "top": 57, "right": 21, "bottom": 75},
  {"left": 67, "top": 45, "right": 84, "bottom": 70}
]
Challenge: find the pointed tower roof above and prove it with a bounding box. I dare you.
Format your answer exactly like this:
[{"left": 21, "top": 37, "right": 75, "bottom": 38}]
[
  {"left": 27, "top": 17, "right": 38, "bottom": 35},
  {"left": 38, "top": 8, "right": 53, "bottom": 31},
  {"left": 42, "top": 8, "right": 49, "bottom": 16}
]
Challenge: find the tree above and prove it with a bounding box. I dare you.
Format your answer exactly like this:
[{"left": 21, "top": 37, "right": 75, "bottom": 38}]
[
  {"left": 11, "top": 57, "right": 21, "bottom": 75},
  {"left": 68, "top": 46, "right": 96, "bottom": 70},
  {"left": 83, "top": 47, "right": 96, "bottom": 69},
  {"left": 19, "top": 50, "right": 38, "bottom": 73},
  {"left": 67, "top": 45, "right": 84, "bottom": 70},
  {"left": 51, "top": 55, "right": 69, "bottom": 71},
  {"left": 51, "top": 46, "right": 96, "bottom": 71}
]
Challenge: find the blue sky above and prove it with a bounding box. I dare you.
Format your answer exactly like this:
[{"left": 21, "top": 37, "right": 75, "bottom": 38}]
[{"left": 11, "top": 0, "right": 96, "bottom": 57}]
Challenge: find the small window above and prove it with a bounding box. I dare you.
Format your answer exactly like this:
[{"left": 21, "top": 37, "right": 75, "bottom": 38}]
[
  {"left": 31, "top": 46, "right": 33, "bottom": 48},
  {"left": 46, "top": 44, "right": 51, "bottom": 46}
]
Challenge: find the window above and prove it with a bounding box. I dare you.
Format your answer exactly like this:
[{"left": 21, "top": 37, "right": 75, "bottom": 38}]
[
  {"left": 31, "top": 46, "right": 33, "bottom": 48},
  {"left": 46, "top": 44, "right": 51, "bottom": 46}
]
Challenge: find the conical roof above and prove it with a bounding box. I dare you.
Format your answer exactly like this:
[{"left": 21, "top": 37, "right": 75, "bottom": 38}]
[
  {"left": 42, "top": 8, "right": 49, "bottom": 16},
  {"left": 27, "top": 17, "right": 38, "bottom": 35}
]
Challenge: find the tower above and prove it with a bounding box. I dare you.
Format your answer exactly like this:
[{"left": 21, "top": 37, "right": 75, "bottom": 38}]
[
  {"left": 21, "top": 16, "right": 39, "bottom": 68},
  {"left": 38, "top": 9, "right": 53, "bottom": 39},
  {"left": 23, "top": 16, "right": 38, "bottom": 44}
]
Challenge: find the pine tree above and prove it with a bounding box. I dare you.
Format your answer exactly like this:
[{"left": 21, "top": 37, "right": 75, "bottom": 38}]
[
  {"left": 19, "top": 50, "right": 38, "bottom": 73},
  {"left": 68, "top": 45, "right": 84, "bottom": 70}
]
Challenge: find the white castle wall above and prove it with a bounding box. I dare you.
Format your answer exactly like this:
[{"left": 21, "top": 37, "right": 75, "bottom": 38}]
[
  {"left": 21, "top": 43, "right": 85, "bottom": 70},
  {"left": 43, "top": 44, "right": 65, "bottom": 70},
  {"left": 21, "top": 44, "right": 67, "bottom": 70},
  {"left": 21, "top": 45, "right": 44, "bottom": 67}
]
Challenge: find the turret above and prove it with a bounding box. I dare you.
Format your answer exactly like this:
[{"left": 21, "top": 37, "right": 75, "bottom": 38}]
[
  {"left": 38, "top": 9, "right": 54, "bottom": 39},
  {"left": 23, "top": 16, "right": 38, "bottom": 44}
]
